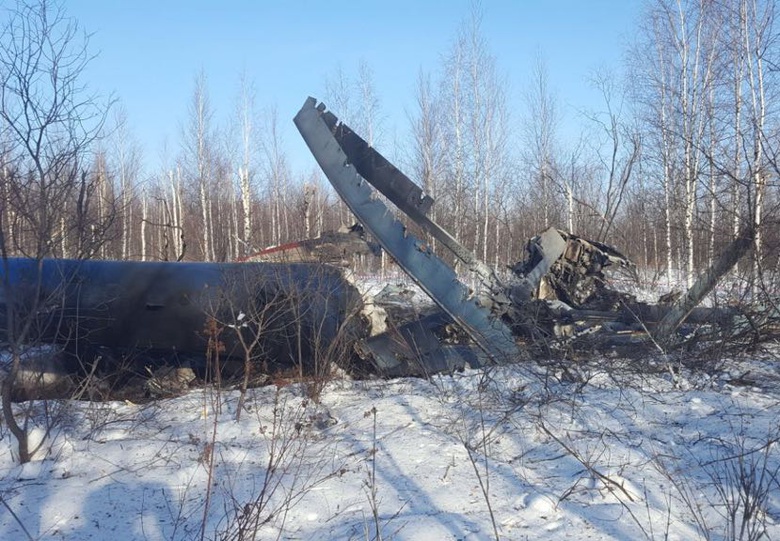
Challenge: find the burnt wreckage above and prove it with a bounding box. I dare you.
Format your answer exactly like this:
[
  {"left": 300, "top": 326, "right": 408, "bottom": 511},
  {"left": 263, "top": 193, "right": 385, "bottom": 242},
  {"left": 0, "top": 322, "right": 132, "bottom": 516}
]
[
  {"left": 0, "top": 258, "right": 362, "bottom": 377},
  {"left": 0, "top": 97, "right": 753, "bottom": 387},
  {"left": 293, "top": 97, "right": 751, "bottom": 375}
]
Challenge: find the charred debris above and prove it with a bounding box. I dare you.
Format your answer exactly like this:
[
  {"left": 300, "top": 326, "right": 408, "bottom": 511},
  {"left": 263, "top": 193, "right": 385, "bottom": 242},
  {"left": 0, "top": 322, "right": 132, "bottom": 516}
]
[
  {"left": 293, "top": 97, "right": 765, "bottom": 376},
  {"left": 0, "top": 97, "right": 771, "bottom": 399}
]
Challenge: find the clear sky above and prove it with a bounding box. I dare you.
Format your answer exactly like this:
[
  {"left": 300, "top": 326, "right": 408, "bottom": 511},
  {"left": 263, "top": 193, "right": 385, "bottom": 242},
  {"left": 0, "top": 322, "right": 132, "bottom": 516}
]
[{"left": 65, "top": 0, "right": 642, "bottom": 176}]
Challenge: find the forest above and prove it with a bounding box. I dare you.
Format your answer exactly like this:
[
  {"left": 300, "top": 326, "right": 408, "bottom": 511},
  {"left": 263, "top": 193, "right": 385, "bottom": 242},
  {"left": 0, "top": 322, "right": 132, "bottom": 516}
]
[
  {"left": 3, "top": 4, "right": 780, "bottom": 540},
  {"left": 0, "top": 0, "right": 777, "bottom": 298}
]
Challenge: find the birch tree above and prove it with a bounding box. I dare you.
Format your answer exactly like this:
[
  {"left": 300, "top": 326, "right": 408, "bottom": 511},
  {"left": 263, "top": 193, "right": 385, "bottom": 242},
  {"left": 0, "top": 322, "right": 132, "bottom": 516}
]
[
  {"left": 672, "top": 0, "right": 720, "bottom": 287},
  {"left": 440, "top": 30, "right": 468, "bottom": 250},
  {"left": 183, "top": 70, "right": 216, "bottom": 261},
  {"left": 109, "top": 106, "right": 141, "bottom": 259},
  {"left": 633, "top": 0, "right": 722, "bottom": 287},
  {"left": 522, "top": 54, "right": 560, "bottom": 233},
  {"left": 260, "top": 108, "right": 290, "bottom": 247},
  {"left": 464, "top": 6, "right": 509, "bottom": 263},
  {"left": 233, "top": 73, "right": 256, "bottom": 257},
  {"left": 410, "top": 70, "right": 446, "bottom": 252},
  {"left": 433, "top": 6, "right": 510, "bottom": 265},
  {"left": 739, "top": 0, "right": 772, "bottom": 292}
]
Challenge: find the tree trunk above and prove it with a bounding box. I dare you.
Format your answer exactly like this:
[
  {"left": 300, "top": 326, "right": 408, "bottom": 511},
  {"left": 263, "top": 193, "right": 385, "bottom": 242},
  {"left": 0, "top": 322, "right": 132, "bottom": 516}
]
[{"left": 654, "top": 227, "right": 754, "bottom": 346}]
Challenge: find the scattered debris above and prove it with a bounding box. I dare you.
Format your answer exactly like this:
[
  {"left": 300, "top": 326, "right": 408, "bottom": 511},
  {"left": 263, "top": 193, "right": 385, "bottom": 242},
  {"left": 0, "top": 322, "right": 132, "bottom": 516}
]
[
  {"left": 0, "top": 98, "right": 767, "bottom": 399},
  {"left": 513, "top": 229, "right": 636, "bottom": 309},
  {"left": 0, "top": 257, "right": 365, "bottom": 396},
  {"left": 240, "top": 223, "right": 380, "bottom": 265},
  {"left": 0, "top": 347, "right": 75, "bottom": 400},
  {"left": 145, "top": 366, "right": 197, "bottom": 398},
  {"left": 295, "top": 96, "right": 758, "bottom": 374}
]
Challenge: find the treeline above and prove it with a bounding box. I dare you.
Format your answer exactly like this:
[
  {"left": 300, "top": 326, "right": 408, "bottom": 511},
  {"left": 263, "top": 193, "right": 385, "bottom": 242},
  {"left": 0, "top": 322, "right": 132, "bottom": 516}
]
[{"left": 1, "top": 0, "right": 779, "bottom": 291}]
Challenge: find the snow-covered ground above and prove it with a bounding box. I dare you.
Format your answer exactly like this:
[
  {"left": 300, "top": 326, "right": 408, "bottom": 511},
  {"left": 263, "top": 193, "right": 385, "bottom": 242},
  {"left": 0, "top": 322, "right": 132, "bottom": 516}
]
[{"left": 1, "top": 351, "right": 779, "bottom": 540}]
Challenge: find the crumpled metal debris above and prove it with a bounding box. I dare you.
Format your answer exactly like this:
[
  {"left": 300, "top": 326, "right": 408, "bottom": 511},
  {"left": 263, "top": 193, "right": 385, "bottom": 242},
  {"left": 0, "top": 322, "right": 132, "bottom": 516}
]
[
  {"left": 241, "top": 223, "right": 380, "bottom": 265},
  {"left": 295, "top": 96, "right": 749, "bottom": 376},
  {"left": 512, "top": 229, "right": 636, "bottom": 309}
]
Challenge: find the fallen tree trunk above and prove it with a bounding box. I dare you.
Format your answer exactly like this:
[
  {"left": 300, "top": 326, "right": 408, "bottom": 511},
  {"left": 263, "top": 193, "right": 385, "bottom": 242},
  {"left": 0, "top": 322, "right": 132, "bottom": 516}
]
[{"left": 653, "top": 227, "right": 755, "bottom": 347}]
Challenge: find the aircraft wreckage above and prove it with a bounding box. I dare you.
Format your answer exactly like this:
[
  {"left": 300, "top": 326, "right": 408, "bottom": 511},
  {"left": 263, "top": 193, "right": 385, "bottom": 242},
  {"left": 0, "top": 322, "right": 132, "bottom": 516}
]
[
  {"left": 0, "top": 97, "right": 761, "bottom": 397},
  {"left": 292, "top": 97, "right": 758, "bottom": 375}
]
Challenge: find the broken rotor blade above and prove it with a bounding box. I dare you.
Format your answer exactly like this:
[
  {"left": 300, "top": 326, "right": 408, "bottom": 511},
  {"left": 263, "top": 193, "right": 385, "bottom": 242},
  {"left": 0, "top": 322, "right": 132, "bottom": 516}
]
[
  {"left": 318, "top": 101, "right": 501, "bottom": 293},
  {"left": 294, "top": 97, "right": 520, "bottom": 365}
]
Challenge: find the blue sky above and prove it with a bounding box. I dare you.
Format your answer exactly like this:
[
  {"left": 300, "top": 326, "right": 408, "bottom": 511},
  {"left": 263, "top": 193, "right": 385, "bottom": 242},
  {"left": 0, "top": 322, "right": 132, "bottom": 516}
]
[{"left": 66, "top": 0, "right": 641, "bottom": 176}]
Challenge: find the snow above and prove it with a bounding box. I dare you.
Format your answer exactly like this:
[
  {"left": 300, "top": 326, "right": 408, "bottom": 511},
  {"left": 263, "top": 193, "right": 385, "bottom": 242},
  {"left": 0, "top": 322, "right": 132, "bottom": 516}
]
[{"left": 2, "top": 353, "right": 779, "bottom": 540}]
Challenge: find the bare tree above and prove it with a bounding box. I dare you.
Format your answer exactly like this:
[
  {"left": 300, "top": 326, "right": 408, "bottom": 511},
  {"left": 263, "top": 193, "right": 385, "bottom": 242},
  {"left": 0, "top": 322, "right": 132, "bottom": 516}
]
[
  {"left": 463, "top": 6, "right": 510, "bottom": 264},
  {"left": 356, "top": 60, "right": 382, "bottom": 147},
  {"left": 420, "top": 5, "right": 512, "bottom": 268},
  {"left": 171, "top": 167, "right": 185, "bottom": 258},
  {"left": 0, "top": 0, "right": 110, "bottom": 463},
  {"left": 522, "top": 53, "right": 561, "bottom": 233},
  {"left": 729, "top": 4, "right": 746, "bottom": 242},
  {"left": 583, "top": 70, "right": 641, "bottom": 243},
  {"left": 632, "top": 0, "right": 725, "bottom": 287},
  {"left": 260, "top": 107, "right": 290, "bottom": 247},
  {"left": 108, "top": 106, "right": 142, "bottom": 260},
  {"left": 235, "top": 73, "right": 256, "bottom": 257},
  {"left": 665, "top": 0, "right": 720, "bottom": 288},
  {"left": 0, "top": 0, "right": 111, "bottom": 258},
  {"left": 439, "top": 28, "right": 468, "bottom": 253},
  {"left": 182, "top": 70, "right": 216, "bottom": 261},
  {"left": 738, "top": 0, "right": 773, "bottom": 294},
  {"left": 323, "top": 65, "right": 357, "bottom": 230},
  {"left": 410, "top": 69, "right": 446, "bottom": 254}
]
